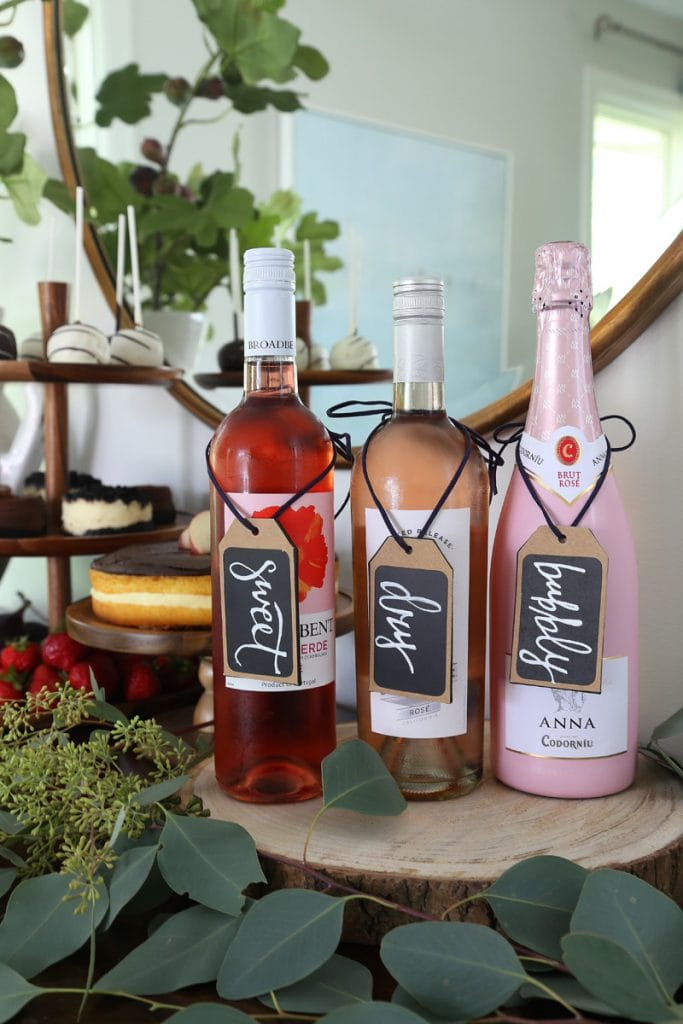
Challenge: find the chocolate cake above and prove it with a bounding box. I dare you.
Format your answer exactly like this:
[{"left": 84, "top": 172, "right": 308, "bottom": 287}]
[
  {"left": 0, "top": 325, "right": 17, "bottom": 361},
  {"left": 0, "top": 493, "right": 47, "bottom": 536}
]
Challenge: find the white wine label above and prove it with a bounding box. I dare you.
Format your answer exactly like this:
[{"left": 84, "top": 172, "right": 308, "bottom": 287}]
[
  {"left": 366, "top": 507, "right": 470, "bottom": 739},
  {"left": 504, "top": 655, "right": 628, "bottom": 758},
  {"left": 221, "top": 491, "right": 335, "bottom": 693},
  {"left": 520, "top": 428, "right": 608, "bottom": 503}
]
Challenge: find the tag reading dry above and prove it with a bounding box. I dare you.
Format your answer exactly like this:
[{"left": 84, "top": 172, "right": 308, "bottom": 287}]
[
  {"left": 369, "top": 536, "right": 453, "bottom": 703},
  {"left": 510, "top": 525, "right": 608, "bottom": 693},
  {"left": 219, "top": 516, "right": 301, "bottom": 686}
]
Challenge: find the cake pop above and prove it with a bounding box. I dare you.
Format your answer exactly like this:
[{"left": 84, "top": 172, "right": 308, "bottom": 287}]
[
  {"left": 109, "top": 209, "right": 164, "bottom": 366},
  {"left": 329, "top": 229, "right": 378, "bottom": 370},
  {"left": 20, "top": 332, "right": 43, "bottom": 359},
  {"left": 47, "top": 187, "right": 110, "bottom": 364}
]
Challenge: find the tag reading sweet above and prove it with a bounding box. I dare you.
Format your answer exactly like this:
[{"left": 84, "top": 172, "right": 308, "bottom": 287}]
[
  {"left": 219, "top": 517, "right": 301, "bottom": 686},
  {"left": 369, "top": 537, "right": 453, "bottom": 703},
  {"left": 510, "top": 526, "right": 608, "bottom": 693}
]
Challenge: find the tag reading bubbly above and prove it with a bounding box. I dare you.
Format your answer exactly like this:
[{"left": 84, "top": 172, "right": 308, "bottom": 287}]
[
  {"left": 220, "top": 516, "right": 301, "bottom": 686},
  {"left": 369, "top": 536, "right": 453, "bottom": 703},
  {"left": 510, "top": 526, "right": 608, "bottom": 693}
]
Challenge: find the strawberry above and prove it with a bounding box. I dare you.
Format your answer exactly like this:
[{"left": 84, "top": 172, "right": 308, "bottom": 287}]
[
  {"left": 1, "top": 637, "right": 41, "bottom": 675},
  {"left": 0, "top": 677, "right": 23, "bottom": 704},
  {"left": 41, "top": 632, "right": 88, "bottom": 671},
  {"left": 68, "top": 651, "right": 118, "bottom": 700},
  {"left": 28, "top": 663, "right": 63, "bottom": 695},
  {"left": 123, "top": 662, "right": 161, "bottom": 703},
  {"left": 152, "top": 654, "right": 196, "bottom": 693}
]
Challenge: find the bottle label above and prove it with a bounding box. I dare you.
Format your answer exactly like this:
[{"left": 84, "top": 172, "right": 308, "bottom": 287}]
[
  {"left": 221, "top": 491, "right": 335, "bottom": 693},
  {"left": 394, "top": 322, "right": 444, "bottom": 383},
  {"left": 504, "top": 655, "right": 628, "bottom": 758},
  {"left": 365, "top": 507, "right": 470, "bottom": 739},
  {"left": 519, "top": 427, "right": 607, "bottom": 503}
]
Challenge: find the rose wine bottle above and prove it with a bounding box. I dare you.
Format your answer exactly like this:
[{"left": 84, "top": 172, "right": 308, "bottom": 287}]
[
  {"left": 350, "top": 278, "right": 488, "bottom": 799},
  {"left": 209, "top": 247, "right": 336, "bottom": 803},
  {"left": 489, "top": 241, "right": 638, "bottom": 798}
]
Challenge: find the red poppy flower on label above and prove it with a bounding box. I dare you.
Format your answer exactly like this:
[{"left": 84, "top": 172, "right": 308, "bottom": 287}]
[{"left": 253, "top": 504, "right": 328, "bottom": 602}]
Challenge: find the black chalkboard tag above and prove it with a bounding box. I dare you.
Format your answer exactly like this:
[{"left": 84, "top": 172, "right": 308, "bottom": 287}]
[
  {"left": 219, "top": 517, "right": 301, "bottom": 686},
  {"left": 510, "top": 526, "right": 608, "bottom": 693},
  {"left": 369, "top": 537, "right": 453, "bottom": 703}
]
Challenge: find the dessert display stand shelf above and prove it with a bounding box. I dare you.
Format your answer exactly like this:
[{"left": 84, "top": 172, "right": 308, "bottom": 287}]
[
  {"left": 0, "top": 359, "right": 183, "bottom": 630},
  {"left": 194, "top": 722, "right": 683, "bottom": 945},
  {"left": 66, "top": 597, "right": 211, "bottom": 658},
  {"left": 194, "top": 369, "right": 392, "bottom": 409}
]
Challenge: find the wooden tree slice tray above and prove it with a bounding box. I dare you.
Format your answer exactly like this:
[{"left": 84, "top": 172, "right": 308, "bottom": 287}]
[
  {"left": 66, "top": 598, "right": 212, "bottom": 656},
  {"left": 194, "top": 723, "right": 683, "bottom": 944}
]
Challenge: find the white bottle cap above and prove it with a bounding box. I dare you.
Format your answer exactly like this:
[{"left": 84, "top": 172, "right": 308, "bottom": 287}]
[{"left": 243, "top": 248, "right": 296, "bottom": 358}]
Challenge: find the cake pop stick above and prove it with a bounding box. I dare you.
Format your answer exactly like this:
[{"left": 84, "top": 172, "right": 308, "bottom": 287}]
[
  {"left": 114, "top": 213, "right": 126, "bottom": 333},
  {"left": 303, "top": 238, "right": 312, "bottom": 303},
  {"left": 72, "top": 185, "right": 84, "bottom": 325},
  {"left": 126, "top": 204, "right": 143, "bottom": 328},
  {"left": 109, "top": 205, "right": 164, "bottom": 367}
]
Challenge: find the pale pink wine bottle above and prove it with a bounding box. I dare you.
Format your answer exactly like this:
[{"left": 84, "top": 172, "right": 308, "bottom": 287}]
[
  {"left": 350, "top": 278, "right": 488, "bottom": 799},
  {"left": 489, "top": 241, "right": 638, "bottom": 798},
  {"left": 209, "top": 247, "right": 336, "bottom": 803}
]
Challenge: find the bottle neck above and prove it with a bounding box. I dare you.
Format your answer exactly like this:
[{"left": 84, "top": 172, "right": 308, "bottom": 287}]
[
  {"left": 392, "top": 318, "right": 446, "bottom": 414},
  {"left": 243, "top": 283, "right": 298, "bottom": 397},
  {"left": 526, "top": 305, "right": 602, "bottom": 442}
]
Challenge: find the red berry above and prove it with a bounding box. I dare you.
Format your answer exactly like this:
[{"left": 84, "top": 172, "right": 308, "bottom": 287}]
[
  {"left": 1, "top": 637, "right": 41, "bottom": 675},
  {"left": 28, "top": 663, "right": 62, "bottom": 695},
  {"left": 0, "top": 678, "right": 22, "bottom": 704},
  {"left": 123, "top": 662, "right": 161, "bottom": 703},
  {"left": 41, "top": 632, "right": 88, "bottom": 671}
]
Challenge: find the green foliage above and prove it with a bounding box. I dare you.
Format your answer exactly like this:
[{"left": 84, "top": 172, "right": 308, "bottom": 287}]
[
  {"left": 62, "top": 0, "right": 90, "bottom": 39},
  {"left": 259, "top": 954, "right": 373, "bottom": 1013},
  {"left": 641, "top": 705, "right": 683, "bottom": 781},
  {"left": 321, "top": 738, "right": 408, "bottom": 816},
  {"left": 0, "top": 963, "right": 43, "bottom": 1024},
  {"left": 95, "top": 64, "right": 167, "bottom": 127}
]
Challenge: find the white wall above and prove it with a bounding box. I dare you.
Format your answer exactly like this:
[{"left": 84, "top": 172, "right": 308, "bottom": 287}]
[{"left": 0, "top": 1, "right": 681, "bottom": 745}]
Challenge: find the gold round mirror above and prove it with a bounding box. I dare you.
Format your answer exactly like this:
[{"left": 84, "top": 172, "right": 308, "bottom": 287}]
[{"left": 42, "top": 0, "right": 683, "bottom": 435}]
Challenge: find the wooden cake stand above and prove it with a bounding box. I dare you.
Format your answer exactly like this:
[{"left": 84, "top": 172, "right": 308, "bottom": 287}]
[{"left": 194, "top": 722, "right": 683, "bottom": 944}]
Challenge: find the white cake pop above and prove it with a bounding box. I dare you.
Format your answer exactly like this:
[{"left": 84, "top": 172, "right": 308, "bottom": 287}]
[
  {"left": 308, "top": 343, "right": 330, "bottom": 371},
  {"left": 109, "top": 211, "right": 164, "bottom": 366},
  {"left": 330, "top": 329, "right": 379, "bottom": 370},
  {"left": 20, "top": 333, "right": 44, "bottom": 360},
  {"left": 295, "top": 336, "right": 310, "bottom": 370},
  {"left": 47, "top": 187, "right": 110, "bottom": 365}
]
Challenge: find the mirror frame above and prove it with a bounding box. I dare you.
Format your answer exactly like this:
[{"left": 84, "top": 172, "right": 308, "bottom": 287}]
[{"left": 42, "top": 0, "right": 683, "bottom": 437}]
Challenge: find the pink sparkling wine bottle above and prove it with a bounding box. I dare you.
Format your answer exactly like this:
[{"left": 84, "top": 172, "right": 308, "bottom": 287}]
[{"left": 489, "top": 241, "right": 638, "bottom": 798}]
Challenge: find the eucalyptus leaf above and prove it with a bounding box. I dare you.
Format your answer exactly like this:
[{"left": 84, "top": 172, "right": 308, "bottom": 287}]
[
  {"left": 0, "top": 868, "right": 16, "bottom": 898},
  {"left": 105, "top": 844, "right": 157, "bottom": 928},
  {"left": 562, "top": 933, "right": 680, "bottom": 1023},
  {"left": 570, "top": 868, "right": 683, "bottom": 997},
  {"left": 132, "top": 776, "right": 189, "bottom": 806},
  {"left": 95, "top": 64, "right": 167, "bottom": 127},
  {"left": 165, "top": 1006, "right": 254, "bottom": 1023},
  {"left": 95, "top": 904, "right": 239, "bottom": 995},
  {"left": 319, "top": 1005, "right": 426, "bottom": 1023},
  {"left": 484, "top": 855, "right": 587, "bottom": 958},
  {"left": 3, "top": 153, "right": 47, "bottom": 226},
  {"left": 157, "top": 814, "right": 265, "bottom": 915},
  {"left": 0, "top": 872, "right": 108, "bottom": 978},
  {"left": 0, "top": 810, "right": 22, "bottom": 836},
  {"left": 0, "top": 963, "right": 43, "bottom": 1023},
  {"left": 651, "top": 705, "right": 683, "bottom": 742},
  {"left": 85, "top": 698, "right": 129, "bottom": 725},
  {"left": 260, "top": 953, "right": 373, "bottom": 1012},
  {"left": 217, "top": 889, "right": 345, "bottom": 999},
  {"left": 322, "top": 739, "right": 407, "bottom": 816},
  {"left": 380, "top": 921, "right": 526, "bottom": 1019},
  {"left": 0, "top": 843, "right": 25, "bottom": 869},
  {"left": 392, "top": 986, "right": 468, "bottom": 1022},
  {"left": 0, "top": 75, "right": 17, "bottom": 132},
  {"left": 518, "top": 973, "right": 622, "bottom": 1017}
]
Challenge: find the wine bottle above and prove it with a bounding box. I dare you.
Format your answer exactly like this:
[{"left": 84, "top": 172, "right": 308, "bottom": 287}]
[
  {"left": 209, "top": 247, "right": 336, "bottom": 804},
  {"left": 489, "top": 241, "right": 638, "bottom": 798},
  {"left": 350, "top": 278, "right": 488, "bottom": 799}
]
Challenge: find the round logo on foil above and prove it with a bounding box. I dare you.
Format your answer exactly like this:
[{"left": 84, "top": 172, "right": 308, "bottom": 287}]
[{"left": 556, "top": 435, "right": 581, "bottom": 466}]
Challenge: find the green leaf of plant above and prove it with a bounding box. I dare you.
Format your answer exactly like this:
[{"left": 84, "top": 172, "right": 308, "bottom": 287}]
[
  {"left": 0, "top": 810, "right": 22, "bottom": 836},
  {"left": 217, "top": 889, "right": 345, "bottom": 999},
  {"left": 562, "top": 933, "right": 680, "bottom": 1023},
  {"left": 322, "top": 739, "right": 407, "bottom": 816},
  {"left": 260, "top": 953, "right": 373, "bottom": 1012},
  {"left": 223, "top": 80, "right": 301, "bottom": 114},
  {"left": 84, "top": 698, "right": 129, "bottom": 725},
  {"left": 165, "top": 1006, "right": 254, "bottom": 1023},
  {"left": 0, "top": 131, "right": 24, "bottom": 176},
  {"left": 380, "top": 921, "right": 526, "bottom": 1019},
  {"left": 105, "top": 844, "right": 157, "bottom": 928},
  {"left": 62, "top": 0, "right": 90, "bottom": 38},
  {"left": 651, "top": 706, "right": 683, "bottom": 742},
  {"left": 157, "top": 814, "right": 265, "bottom": 915},
  {"left": 195, "top": 0, "right": 300, "bottom": 85},
  {"left": 570, "top": 868, "right": 683, "bottom": 998},
  {"left": 392, "top": 986, "right": 467, "bottom": 1023},
  {"left": 0, "top": 74, "right": 17, "bottom": 131},
  {"left": 296, "top": 211, "right": 340, "bottom": 242},
  {"left": 95, "top": 64, "right": 167, "bottom": 127},
  {"left": 0, "top": 873, "right": 108, "bottom": 978},
  {"left": 3, "top": 153, "right": 47, "bottom": 226},
  {"left": 77, "top": 148, "right": 137, "bottom": 224},
  {"left": 0, "top": 868, "right": 16, "bottom": 898},
  {"left": 484, "top": 855, "right": 587, "bottom": 958},
  {"left": 43, "top": 177, "right": 73, "bottom": 214},
  {"left": 132, "top": 776, "right": 189, "bottom": 806},
  {"left": 95, "top": 904, "right": 239, "bottom": 995},
  {"left": 293, "top": 43, "right": 329, "bottom": 80},
  {"left": 518, "top": 973, "right": 621, "bottom": 1017},
  {"left": 0, "top": 963, "right": 43, "bottom": 1023},
  {"left": 319, "top": 1005, "right": 426, "bottom": 1023},
  {"left": 0, "top": 844, "right": 24, "bottom": 869}
]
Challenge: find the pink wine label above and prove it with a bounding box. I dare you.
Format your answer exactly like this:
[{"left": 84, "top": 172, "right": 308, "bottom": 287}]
[
  {"left": 520, "top": 427, "right": 608, "bottom": 503},
  {"left": 504, "top": 655, "right": 628, "bottom": 758},
  {"left": 221, "top": 491, "right": 335, "bottom": 693},
  {"left": 365, "top": 507, "right": 470, "bottom": 739}
]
